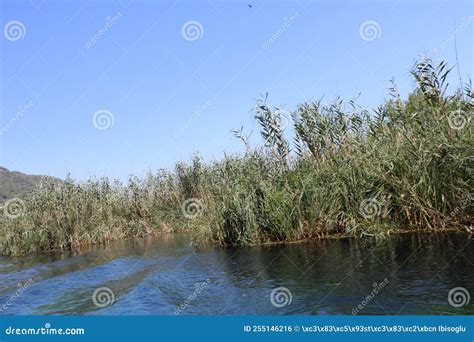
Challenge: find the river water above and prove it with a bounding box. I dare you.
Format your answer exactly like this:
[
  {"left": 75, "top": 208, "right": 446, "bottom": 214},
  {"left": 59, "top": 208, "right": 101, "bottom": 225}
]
[{"left": 0, "top": 232, "right": 472, "bottom": 315}]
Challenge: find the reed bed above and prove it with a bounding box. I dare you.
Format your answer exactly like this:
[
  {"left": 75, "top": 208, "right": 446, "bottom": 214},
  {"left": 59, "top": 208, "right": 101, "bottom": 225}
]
[{"left": 1, "top": 58, "right": 472, "bottom": 255}]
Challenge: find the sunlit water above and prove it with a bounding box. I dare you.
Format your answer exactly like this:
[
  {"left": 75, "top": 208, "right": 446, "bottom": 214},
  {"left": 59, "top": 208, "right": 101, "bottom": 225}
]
[{"left": 0, "top": 232, "right": 472, "bottom": 315}]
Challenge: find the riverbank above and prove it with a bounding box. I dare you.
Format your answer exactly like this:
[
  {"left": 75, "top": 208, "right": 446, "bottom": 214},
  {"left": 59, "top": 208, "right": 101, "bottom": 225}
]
[{"left": 1, "top": 58, "right": 472, "bottom": 256}]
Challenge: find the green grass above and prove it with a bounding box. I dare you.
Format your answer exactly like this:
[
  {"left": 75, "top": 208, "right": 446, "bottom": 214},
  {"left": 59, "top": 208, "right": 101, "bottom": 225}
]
[{"left": 1, "top": 58, "right": 472, "bottom": 255}]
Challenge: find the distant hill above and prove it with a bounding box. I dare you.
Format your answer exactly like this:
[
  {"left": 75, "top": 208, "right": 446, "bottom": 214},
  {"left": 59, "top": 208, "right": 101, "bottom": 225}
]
[{"left": 0, "top": 167, "right": 61, "bottom": 201}]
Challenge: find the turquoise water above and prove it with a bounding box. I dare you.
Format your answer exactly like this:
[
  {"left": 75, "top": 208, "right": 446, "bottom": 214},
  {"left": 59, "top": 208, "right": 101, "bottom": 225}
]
[{"left": 0, "top": 232, "right": 472, "bottom": 315}]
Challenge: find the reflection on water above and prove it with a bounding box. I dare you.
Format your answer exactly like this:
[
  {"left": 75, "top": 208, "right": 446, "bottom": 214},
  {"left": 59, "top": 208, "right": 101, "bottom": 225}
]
[{"left": 0, "top": 232, "right": 473, "bottom": 315}]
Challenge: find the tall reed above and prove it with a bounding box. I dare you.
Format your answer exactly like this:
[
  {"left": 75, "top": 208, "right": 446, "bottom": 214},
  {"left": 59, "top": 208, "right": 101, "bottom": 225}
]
[{"left": 0, "top": 58, "right": 472, "bottom": 255}]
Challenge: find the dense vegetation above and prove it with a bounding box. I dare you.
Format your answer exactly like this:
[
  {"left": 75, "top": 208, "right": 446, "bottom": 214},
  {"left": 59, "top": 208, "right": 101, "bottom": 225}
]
[{"left": 0, "top": 58, "right": 472, "bottom": 256}]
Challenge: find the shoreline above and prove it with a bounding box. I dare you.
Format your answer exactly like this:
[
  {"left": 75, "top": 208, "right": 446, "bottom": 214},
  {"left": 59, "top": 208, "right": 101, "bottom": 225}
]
[{"left": 1, "top": 225, "right": 469, "bottom": 258}]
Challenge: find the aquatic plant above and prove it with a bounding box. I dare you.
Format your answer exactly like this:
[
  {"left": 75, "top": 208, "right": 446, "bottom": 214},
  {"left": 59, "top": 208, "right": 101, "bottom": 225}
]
[{"left": 0, "top": 58, "right": 472, "bottom": 255}]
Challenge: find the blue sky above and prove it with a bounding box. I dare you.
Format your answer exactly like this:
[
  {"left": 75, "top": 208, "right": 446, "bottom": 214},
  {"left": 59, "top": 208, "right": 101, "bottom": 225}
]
[{"left": 1, "top": 0, "right": 473, "bottom": 181}]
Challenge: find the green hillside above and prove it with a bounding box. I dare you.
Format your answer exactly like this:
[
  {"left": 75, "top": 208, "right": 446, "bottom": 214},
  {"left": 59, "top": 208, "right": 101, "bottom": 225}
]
[{"left": 0, "top": 167, "right": 60, "bottom": 201}]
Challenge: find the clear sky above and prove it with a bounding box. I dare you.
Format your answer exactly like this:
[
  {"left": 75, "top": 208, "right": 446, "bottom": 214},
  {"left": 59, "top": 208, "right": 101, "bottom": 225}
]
[{"left": 1, "top": 0, "right": 473, "bottom": 181}]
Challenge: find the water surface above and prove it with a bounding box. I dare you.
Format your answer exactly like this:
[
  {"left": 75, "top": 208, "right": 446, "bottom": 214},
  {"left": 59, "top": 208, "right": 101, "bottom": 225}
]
[{"left": 0, "top": 232, "right": 472, "bottom": 315}]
